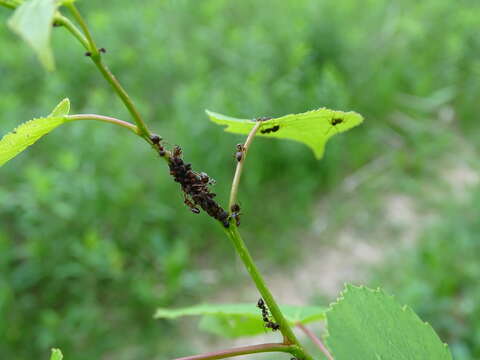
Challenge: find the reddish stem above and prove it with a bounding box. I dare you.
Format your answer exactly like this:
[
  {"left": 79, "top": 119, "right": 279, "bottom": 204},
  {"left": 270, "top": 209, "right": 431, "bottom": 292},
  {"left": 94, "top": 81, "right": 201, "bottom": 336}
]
[
  {"left": 297, "top": 323, "right": 334, "bottom": 360},
  {"left": 173, "top": 343, "right": 296, "bottom": 360}
]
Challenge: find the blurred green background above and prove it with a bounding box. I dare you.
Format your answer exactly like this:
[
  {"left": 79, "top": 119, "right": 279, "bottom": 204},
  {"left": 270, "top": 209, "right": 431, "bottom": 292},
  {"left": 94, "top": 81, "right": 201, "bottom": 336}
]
[{"left": 1, "top": 0, "right": 480, "bottom": 359}]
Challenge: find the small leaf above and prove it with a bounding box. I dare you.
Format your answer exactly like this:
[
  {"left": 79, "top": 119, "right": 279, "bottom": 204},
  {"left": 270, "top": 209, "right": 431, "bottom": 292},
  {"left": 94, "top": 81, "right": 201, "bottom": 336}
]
[
  {"left": 50, "top": 348, "right": 63, "bottom": 360},
  {"left": 206, "top": 107, "right": 363, "bottom": 159},
  {"left": 155, "top": 303, "right": 325, "bottom": 338},
  {"left": 0, "top": 99, "right": 70, "bottom": 167},
  {"left": 7, "top": 0, "right": 58, "bottom": 71},
  {"left": 325, "top": 284, "right": 452, "bottom": 360},
  {"left": 48, "top": 98, "right": 70, "bottom": 117}
]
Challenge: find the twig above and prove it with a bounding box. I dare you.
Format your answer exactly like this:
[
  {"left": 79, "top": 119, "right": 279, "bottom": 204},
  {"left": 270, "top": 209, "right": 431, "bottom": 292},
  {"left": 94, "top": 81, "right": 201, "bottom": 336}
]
[
  {"left": 174, "top": 342, "right": 296, "bottom": 360},
  {"left": 64, "top": 3, "right": 152, "bottom": 140},
  {"left": 229, "top": 122, "right": 262, "bottom": 209},
  {"left": 66, "top": 114, "right": 139, "bottom": 134},
  {"left": 297, "top": 323, "right": 334, "bottom": 360}
]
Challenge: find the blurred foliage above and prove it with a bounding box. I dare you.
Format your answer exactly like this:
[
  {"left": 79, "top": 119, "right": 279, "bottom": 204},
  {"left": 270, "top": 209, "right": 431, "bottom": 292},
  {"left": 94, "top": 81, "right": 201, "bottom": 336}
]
[
  {"left": 1, "top": 0, "right": 480, "bottom": 359},
  {"left": 371, "top": 187, "right": 480, "bottom": 360}
]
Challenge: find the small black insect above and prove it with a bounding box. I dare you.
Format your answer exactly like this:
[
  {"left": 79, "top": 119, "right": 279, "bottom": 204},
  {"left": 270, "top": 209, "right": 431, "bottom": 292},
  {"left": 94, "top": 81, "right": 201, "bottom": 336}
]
[
  {"left": 230, "top": 204, "right": 241, "bottom": 227},
  {"left": 331, "top": 118, "right": 343, "bottom": 126},
  {"left": 260, "top": 125, "right": 280, "bottom": 134},
  {"left": 266, "top": 321, "right": 280, "bottom": 331},
  {"left": 99, "top": 47, "right": 107, "bottom": 53},
  {"left": 235, "top": 144, "right": 245, "bottom": 162},
  {"left": 85, "top": 51, "right": 92, "bottom": 57},
  {"left": 257, "top": 298, "right": 279, "bottom": 331},
  {"left": 325, "top": 117, "right": 345, "bottom": 135},
  {"left": 173, "top": 145, "right": 182, "bottom": 158},
  {"left": 184, "top": 196, "right": 200, "bottom": 214},
  {"left": 150, "top": 134, "right": 161, "bottom": 144}
]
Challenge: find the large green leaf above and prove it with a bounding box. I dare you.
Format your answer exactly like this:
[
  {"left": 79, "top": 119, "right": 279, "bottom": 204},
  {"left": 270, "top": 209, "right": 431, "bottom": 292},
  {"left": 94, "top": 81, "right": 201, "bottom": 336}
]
[
  {"left": 155, "top": 303, "right": 325, "bottom": 338},
  {"left": 0, "top": 98, "right": 70, "bottom": 167},
  {"left": 206, "top": 107, "right": 363, "bottom": 159},
  {"left": 49, "top": 348, "right": 63, "bottom": 360},
  {"left": 325, "top": 285, "right": 452, "bottom": 360},
  {"left": 7, "top": 0, "right": 58, "bottom": 70}
]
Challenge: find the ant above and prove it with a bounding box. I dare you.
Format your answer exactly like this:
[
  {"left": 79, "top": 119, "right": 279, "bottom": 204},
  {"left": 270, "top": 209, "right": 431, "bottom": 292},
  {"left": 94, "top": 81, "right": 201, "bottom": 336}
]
[
  {"left": 260, "top": 125, "right": 280, "bottom": 134},
  {"left": 325, "top": 117, "right": 344, "bottom": 135},
  {"left": 234, "top": 144, "right": 246, "bottom": 162},
  {"left": 230, "top": 204, "right": 241, "bottom": 227},
  {"left": 257, "top": 298, "right": 280, "bottom": 331}
]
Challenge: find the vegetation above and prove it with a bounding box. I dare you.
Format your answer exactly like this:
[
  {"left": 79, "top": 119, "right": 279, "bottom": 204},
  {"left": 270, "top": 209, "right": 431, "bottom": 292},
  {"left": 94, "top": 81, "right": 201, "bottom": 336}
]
[{"left": 1, "top": 0, "right": 479, "bottom": 359}]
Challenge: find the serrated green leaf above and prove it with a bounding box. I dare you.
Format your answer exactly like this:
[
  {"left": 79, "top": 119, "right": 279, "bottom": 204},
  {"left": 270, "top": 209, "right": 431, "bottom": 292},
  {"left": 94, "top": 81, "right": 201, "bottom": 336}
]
[
  {"left": 0, "top": 99, "right": 70, "bottom": 167},
  {"left": 325, "top": 284, "right": 452, "bottom": 360},
  {"left": 7, "top": 0, "right": 58, "bottom": 71},
  {"left": 50, "top": 348, "right": 63, "bottom": 360},
  {"left": 206, "top": 107, "right": 363, "bottom": 159},
  {"left": 155, "top": 303, "right": 325, "bottom": 338}
]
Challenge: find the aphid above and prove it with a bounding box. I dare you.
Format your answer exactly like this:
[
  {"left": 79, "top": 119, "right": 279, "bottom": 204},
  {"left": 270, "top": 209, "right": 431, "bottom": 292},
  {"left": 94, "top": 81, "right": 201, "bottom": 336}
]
[
  {"left": 230, "top": 204, "right": 241, "bottom": 227},
  {"left": 173, "top": 145, "right": 182, "bottom": 158},
  {"left": 85, "top": 51, "right": 92, "bottom": 57},
  {"left": 184, "top": 196, "right": 200, "bottom": 214},
  {"left": 235, "top": 144, "right": 246, "bottom": 162},
  {"left": 150, "top": 134, "right": 161, "bottom": 144},
  {"left": 99, "top": 47, "right": 107, "bottom": 53},
  {"left": 325, "top": 117, "right": 344, "bottom": 135}
]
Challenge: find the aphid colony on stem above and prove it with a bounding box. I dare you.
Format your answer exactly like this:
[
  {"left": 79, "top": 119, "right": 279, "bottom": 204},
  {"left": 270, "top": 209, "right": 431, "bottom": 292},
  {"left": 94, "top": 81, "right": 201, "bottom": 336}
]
[
  {"left": 150, "top": 134, "right": 230, "bottom": 227},
  {"left": 257, "top": 298, "right": 280, "bottom": 331}
]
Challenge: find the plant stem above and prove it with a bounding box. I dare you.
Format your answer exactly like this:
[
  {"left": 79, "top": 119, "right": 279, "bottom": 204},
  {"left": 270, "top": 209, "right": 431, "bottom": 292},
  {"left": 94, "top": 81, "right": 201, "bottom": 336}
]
[
  {"left": 174, "top": 343, "right": 297, "bottom": 360},
  {"left": 228, "top": 122, "right": 262, "bottom": 210},
  {"left": 66, "top": 114, "right": 139, "bottom": 134},
  {"left": 224, "top": 226, "right": 313, "bottom": 360},
  {"left": 54, "top": 14, "right": 90, "bottom": 50},
  {"left": 297, "top": 323, "right": 334, "bottom": 360},
  {"left": 64, "top": 3, "right": 152, "bottom": 140},
  {"left": 64, "top": 2, "right": 98, "bottom": 56}
]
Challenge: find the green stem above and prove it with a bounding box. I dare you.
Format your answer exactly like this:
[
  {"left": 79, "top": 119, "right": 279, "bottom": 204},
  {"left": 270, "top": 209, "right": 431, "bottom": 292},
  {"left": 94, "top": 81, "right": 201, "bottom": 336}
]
[
  {"left": 64, "top": 2, "right": 98, "bottom": 55},
  {"left": 66, "top": 114, "right": 139, "bottom": 134},
  {"left": 54, "top": 14, "right": 89, "bottom": 50},
  {"left": 224, "top": 226, "right": 313, "bottom": 360},
  {"left": 174, "top": 343, "right": 297, "bottom": 360},
  {"left": 64, "top": 3, "right": 152, "bottom": 140},
  {"left": 229, "top": 122, "right": 261, "bottom": 210}
]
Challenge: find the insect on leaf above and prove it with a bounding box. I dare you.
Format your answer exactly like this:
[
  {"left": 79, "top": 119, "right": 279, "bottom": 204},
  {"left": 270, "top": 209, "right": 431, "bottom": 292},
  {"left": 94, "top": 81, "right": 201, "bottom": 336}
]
[
  {"left": 325, "top": 284, "right": 452, "bottom": 360},
  {"left": 206, "top": 107, "right": 363, "bottom": 159},
  {"left": 7, "top": 0, "right": 59, "bottom": 71},
  {"left": 0, "top": 98, "right": 70, "bottom": 167},
  {"left": 50, "top": 348, "right": 63, "bottom": 360},
  {"left": 155, "top": 303, "right": 325, "bottom": 338}
]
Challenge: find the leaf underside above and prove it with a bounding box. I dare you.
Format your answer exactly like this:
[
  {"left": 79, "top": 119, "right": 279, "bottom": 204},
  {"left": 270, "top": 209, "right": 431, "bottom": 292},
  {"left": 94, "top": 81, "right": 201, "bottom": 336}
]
[
  {"left": 155, "top": 303, "right": 325, "bottom": 338},
  {"left": 0, "top": 98, "right": 70, "bottom": 167},
  {"left": 206, "top": 107, "right": 363, "bottom": 159},
  {"left": 325, "top": 284, "right": 452, "bottom": 360},
  {"left": 7, "top": 0, "right": 58, "bottom": 70}
]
